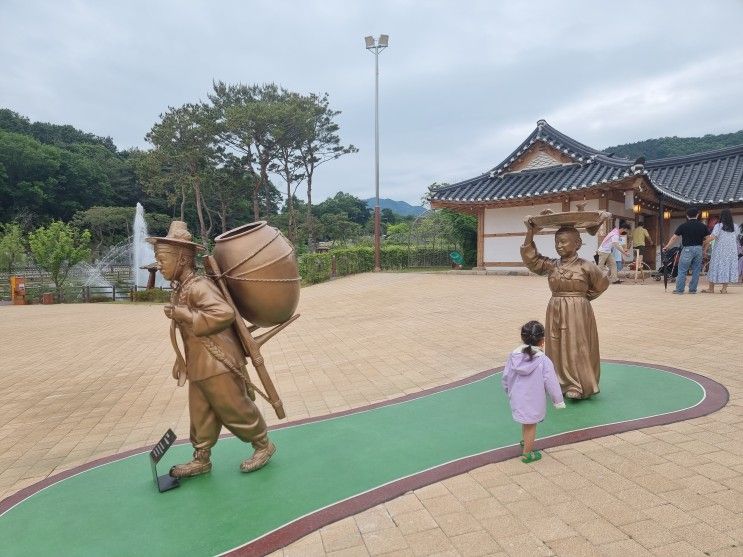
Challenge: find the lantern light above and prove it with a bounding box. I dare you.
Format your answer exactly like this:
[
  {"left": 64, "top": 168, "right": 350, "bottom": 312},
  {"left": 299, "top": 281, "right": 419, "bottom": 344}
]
[{"left": 663, "top": 210, "right": 671, "bottom": 220}]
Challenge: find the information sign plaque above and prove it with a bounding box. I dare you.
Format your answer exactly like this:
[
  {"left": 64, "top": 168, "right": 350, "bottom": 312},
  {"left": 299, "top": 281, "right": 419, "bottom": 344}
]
[{"left": 149, "top": 429, "right": 180, "bottom": 493}]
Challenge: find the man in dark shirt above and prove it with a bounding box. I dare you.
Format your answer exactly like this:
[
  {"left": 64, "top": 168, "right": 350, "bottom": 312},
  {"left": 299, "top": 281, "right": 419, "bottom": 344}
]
[{"left": 662, "top": 207, "right": 710, "bottom": 294}]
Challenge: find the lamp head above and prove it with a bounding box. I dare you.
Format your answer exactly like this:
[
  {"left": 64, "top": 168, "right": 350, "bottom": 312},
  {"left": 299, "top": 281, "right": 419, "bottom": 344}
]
[
  {"left": 364, "top": 36, "right": 375, "bottom": 49},
  {"left": 378, "top": 34, "right": 389, "bottom": 47}
]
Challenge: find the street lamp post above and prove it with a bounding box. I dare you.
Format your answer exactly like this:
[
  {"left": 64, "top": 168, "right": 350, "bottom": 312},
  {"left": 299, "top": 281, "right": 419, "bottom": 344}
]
[{"left": 365, "top": 34, "right": 388, "bottom": 272}]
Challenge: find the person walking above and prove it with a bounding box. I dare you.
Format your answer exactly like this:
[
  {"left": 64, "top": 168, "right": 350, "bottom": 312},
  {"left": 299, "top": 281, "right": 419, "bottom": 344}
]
[
  {"left": 632, "top": 220, "right": 653, "bottom": 273},
  {"left": 612, "top": 237, "right": 624, "bottom": 275},
  {"left": 663, "top": 207, "right": 710, "bottom": 294},
  {"left": 703, "top": 208, "right": 739, "bottom": 293},
  {"left": 597, "top": 220, "right": 631, "bottom": 284},
  {"left": 501, "top": 321, "right": 565, "bottom": 463}
]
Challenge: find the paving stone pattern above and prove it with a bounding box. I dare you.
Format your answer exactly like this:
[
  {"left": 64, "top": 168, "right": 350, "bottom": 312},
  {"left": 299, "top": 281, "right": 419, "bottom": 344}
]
[{"left": 1, "top": 274, "right": 741, "bottom": 556}]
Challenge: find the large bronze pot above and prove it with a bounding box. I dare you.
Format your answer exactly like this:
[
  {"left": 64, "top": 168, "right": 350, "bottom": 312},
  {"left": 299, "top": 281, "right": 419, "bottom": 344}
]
[{"left": 212, "top": 222, "right": 300, "bottom": 327}]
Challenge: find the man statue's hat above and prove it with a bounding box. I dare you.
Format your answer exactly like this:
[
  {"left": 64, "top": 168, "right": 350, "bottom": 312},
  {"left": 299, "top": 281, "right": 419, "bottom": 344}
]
[{"left": 146, "top": 221, "right": 205, "bottom": 251}]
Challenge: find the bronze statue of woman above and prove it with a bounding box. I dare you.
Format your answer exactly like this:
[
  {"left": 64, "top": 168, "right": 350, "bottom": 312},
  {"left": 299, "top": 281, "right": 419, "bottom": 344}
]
[{"left": 520, "top": 216, "right": 610, "bottom": 399}]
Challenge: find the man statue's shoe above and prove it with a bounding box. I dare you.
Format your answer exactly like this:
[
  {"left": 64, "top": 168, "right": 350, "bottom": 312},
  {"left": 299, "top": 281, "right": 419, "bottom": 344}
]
[
  {"left": 240, "top": 437, "right": 276, "bottom": 473},
  {"left": 169, "top": 449, "right": 212, "bottom": 478}
]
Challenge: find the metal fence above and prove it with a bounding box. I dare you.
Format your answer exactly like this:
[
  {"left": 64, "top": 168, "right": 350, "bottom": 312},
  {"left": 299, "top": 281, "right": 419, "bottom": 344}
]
[{"left": 0, "top": 284, "right": 172, "bottom": 304}]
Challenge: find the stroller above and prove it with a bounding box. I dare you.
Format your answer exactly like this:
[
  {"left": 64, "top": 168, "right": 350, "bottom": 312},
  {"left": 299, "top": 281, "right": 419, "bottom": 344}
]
[{"left": 654, "top": 246, "right": 681, "bottom": 280}]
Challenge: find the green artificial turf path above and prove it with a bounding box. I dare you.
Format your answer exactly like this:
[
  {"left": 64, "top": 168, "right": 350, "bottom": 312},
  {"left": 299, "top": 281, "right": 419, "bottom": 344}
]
[{"left": 0, "top": 363, "right": 706, "bottom": 556}]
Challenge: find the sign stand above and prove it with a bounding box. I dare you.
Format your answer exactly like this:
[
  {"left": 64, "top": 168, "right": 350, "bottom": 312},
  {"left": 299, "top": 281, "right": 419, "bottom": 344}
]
[{"left": 150, "top": 429, "right": 180, "bottom": 493}]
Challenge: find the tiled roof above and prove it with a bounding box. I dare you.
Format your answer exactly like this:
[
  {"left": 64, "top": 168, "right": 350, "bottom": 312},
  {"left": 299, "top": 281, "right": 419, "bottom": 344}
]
[
  {"left": 432, "top": 121, "right": 743, "bottom": 206},
  {"left": 487, "top": 120, "right": 607, "bottom": 177},
  {"left": 645, "top": 145, "right": 743, "bottom": 205},
  {"left": 433, "top": 159, "right": 637, "bottom": 203}
]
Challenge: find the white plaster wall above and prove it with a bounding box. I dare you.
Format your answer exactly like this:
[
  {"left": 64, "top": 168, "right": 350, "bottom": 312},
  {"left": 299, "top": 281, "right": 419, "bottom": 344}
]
[
  {"left": 484, "top": 203, "right": 563, "bottom": 234},
  {"left": 485, "top": 200, "right": 601, "bottom": 235},
  {"left": 482, "top": 201, "right": 602, "bottom": 266},
  {"left": 484, "top": 231, "right": 599, "bottom": 266},
  {"left": 484, "top": 236, "right": 524, "bottom": 262}
]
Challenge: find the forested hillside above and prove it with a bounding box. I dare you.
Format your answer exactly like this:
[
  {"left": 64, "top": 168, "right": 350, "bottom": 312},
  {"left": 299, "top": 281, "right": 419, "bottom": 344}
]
[
  {"left": 603, "top": 129, "right": 743, "bottom": 160},
  {"left": 0, "top": 109, "right": 149, "bottom": 224},
  {"left": 0, "top": 98, "right": 384, "bottom": 257}
]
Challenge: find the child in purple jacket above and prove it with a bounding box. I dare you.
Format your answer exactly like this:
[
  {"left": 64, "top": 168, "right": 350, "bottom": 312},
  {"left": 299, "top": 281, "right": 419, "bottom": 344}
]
[{"left": 502, "top": 321, "right": 565, "bottom": 463}]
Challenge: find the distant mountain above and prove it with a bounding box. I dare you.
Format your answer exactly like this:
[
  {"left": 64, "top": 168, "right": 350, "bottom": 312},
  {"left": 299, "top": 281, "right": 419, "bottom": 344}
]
[
  {"left": 364, "top": 198, "right": 427, "bottom": 216},
  {"left": 603, "top": 129, "right": 743, "bottom": 160}
]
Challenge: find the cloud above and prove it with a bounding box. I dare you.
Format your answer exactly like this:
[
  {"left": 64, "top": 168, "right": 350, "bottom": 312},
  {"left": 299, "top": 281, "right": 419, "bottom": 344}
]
[
  {"left": 2, "top": 0, "right": 743, "bottom": 205},
  {"left": 544, "top": 50, "right": 743, "bottom": 140}
]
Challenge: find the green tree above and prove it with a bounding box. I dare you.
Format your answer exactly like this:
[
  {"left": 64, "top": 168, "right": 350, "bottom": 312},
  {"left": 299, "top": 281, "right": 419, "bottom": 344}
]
[
  {"left": 440, "top": 209, "right": 477, "bottom": 266},
  {"left": 0, "top": 223, "right": 27, "bottom": 274},
  {"left": 28, "top": 221, "right": 91, "bottom": 299},
  {"left": 381, "top": 208, "right": 397, "bottom": 226},
  {"left": 203, "top": 161, "right": 255, "bottom": 234},
  {"left": 211, "top": 82, "right": 284, "bottom": 221},
  {"left": 143, "top": 103, "right": 219, "bottom": 246},
  {"left": 70, "top": 144, "right": 141, "bottom": 207},
  {"left": 0, "top": 128, "right": 114, "bottom": 223},
  {"left": 385, "top": 221, "right": 411, "bottom": 244},
  {"left": 268, "top": 93, "right": 307, "bottom": 244},
  {"left": 71, "top": 206, "right": 136, "bottom": 253},
  {"left": 0, "top": 130, "right": 59, "bottom": 221},
  {"left": 315, "top": 192, "right": 371, "bottom": 226},
  {"left": 604, "top": 129, "right": 743, "bottom": 160},
  {"left": 293, "top": 93, "right": 358, "bottom": 251},
  {"left": 0, "top": 109, "right": 32, "bottom": 135},
  {"left": 54, "top": 149, "right": 110, "bottom": 220},
  {"left": 318, "top": 212, "right": 362, "bottom": 246}
]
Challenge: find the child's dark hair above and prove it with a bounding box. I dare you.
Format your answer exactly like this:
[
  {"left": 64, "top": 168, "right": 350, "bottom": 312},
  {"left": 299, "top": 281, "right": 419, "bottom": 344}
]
[{"left": 520, "top": 320, "right": 545, "bottom": 360}]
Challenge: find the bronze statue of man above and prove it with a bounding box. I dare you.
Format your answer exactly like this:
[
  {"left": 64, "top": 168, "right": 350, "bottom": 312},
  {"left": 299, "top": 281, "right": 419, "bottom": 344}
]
[
  {"left": 148, "top": 221, "right": 275, "bottom": 477},
  {"left": 521, "top": 218, "right": 610, "bottom": 399}
]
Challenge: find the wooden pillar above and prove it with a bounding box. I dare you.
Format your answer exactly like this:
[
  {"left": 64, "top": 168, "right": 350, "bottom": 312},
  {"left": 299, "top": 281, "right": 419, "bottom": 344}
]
[
  {"left": 476, "top": 207, "right": 485, "bottom": 270},
  {"left": 658, "top": 196, "right": 665, "bottom": 254}
]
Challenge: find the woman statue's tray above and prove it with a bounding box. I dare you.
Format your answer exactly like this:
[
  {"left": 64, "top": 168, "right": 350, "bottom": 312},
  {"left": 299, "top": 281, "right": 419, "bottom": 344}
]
[{"left": 528, "top": 209, "right": 610, "bottom": 235}]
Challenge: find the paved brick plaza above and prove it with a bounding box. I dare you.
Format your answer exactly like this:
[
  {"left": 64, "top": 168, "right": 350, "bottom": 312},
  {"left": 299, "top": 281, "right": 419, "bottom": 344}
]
[{"left": 1, "top": 273, "right": 742, "bottom": 556}]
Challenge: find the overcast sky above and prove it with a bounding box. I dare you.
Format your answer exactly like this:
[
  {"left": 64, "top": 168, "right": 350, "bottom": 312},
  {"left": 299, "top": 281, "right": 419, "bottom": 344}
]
[{"left": 3, "top": 1, "right": 743, "bottom": 205}]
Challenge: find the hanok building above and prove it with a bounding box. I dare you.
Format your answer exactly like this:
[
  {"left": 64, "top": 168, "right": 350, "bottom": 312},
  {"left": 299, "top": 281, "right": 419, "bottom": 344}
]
[{"left": 430, "top": 120, "right": 743, "bottom": 271}]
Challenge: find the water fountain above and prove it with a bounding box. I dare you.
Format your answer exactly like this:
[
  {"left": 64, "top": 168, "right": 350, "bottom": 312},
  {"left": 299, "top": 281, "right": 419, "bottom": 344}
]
[
  {"left": 69, "top": 203, "right": 165, "bottom": 290},
  {"left": 132, "top": 202, "right": 165, "bottom": 288}
]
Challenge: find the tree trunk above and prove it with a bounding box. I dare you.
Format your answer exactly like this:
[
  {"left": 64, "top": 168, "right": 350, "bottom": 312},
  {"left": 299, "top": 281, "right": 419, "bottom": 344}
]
[
  {"left": 251, "top": 185, "right": 260, "bottom": 221},
  {"left": 220, "top": 199, "right": 228, "bottom": 234},
  {"left": 259, "top": 154, "right": 270, "bottom": 219},
  {"left": 192, "top": 173, "right": 208, "bottom": 247},
  {"left": 180, "top": 184, "right": 186, "bottom": 221},
  {"left": 286, "top": 181, "right": 295, "bottom": 244},
  {"left": 306, "top": 174, "right": 314, "bottom": 252}
]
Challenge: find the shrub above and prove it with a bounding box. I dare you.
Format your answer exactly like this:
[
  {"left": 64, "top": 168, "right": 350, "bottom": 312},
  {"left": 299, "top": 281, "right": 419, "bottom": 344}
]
[
  {"left": 298, "top": 253, "right": 332, "bottom": 285},
  {"left": 297, "top": 245, "right": 454, "bottom": 286},
  {"left": 134, "top": 288, "right": 172, "bottom": 303},
  {"left": 332, "top": 246, "right": 374, "bottom": 276}
]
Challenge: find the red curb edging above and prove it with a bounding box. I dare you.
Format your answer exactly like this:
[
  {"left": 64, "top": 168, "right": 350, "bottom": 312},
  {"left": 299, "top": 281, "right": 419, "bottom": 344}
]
[{"left": 0, "top": 361, "right": 729, "bottom": 557}]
